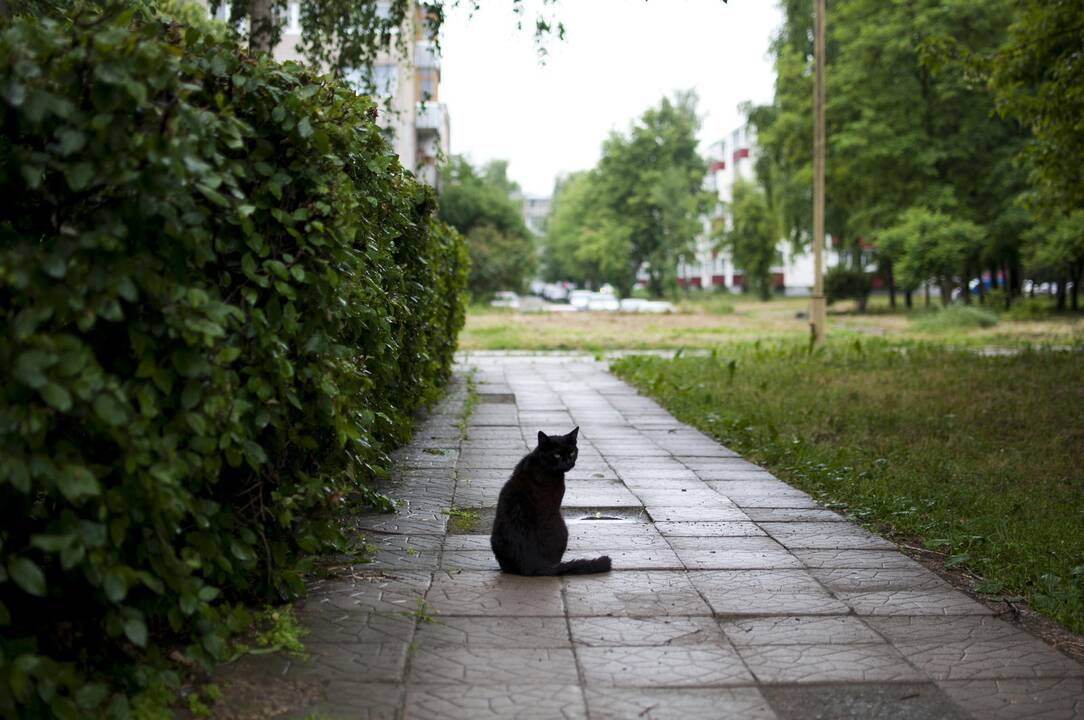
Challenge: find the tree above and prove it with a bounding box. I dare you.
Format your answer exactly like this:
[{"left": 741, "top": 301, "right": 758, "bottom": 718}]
[
  {"left": 755, "top": 0, "right": 1031, "bottom": 310},
  {"left": 197, "top": 0, "right": 566, "bottom": 77},
  {"left": 464, "top": 224, "right": 534, "bottom": 297},
  {"left": 824, "top": 266, "right": 873, "bottom": 311},
  {"left": 593, "top": 91, "right": 709, "bottom": 297},
  {"left": 720, "top": 180, "right": 779, "bottom": 301},
  {"left": 438, "top": 156, "right": 534, "bottom": 296},
  {"left": 540, "top": 92, "right": 708, "bottom": 297},
  {"left": 989, "top": 0, "right": 1084, "bottom": 214},
  {"left": 888, "top": 208, "right": 986, "bottom": 306},
  {"left": 1024, "top": 211, "right": 1084, "bottom": 311},
  {"left": 543, "top": 172, "right": 630, "bottom": 292}
]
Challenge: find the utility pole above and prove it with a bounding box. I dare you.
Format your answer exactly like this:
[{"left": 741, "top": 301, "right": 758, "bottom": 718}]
[{"left": 811, "top": 0, "right": 828, "bottom": 346}]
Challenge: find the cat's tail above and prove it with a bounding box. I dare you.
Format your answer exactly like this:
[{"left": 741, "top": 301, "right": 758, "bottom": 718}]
[{"left": 553, "top": 556, "right": 612, "bottom": 575}]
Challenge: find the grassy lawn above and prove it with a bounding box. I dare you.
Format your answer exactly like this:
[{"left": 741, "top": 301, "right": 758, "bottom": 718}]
[
  {"left": 610, "top": 342, "right": 1084, "bottom": 632},
  {"left": 459, "top": 294, "right": 1084, "bottom": 351}
]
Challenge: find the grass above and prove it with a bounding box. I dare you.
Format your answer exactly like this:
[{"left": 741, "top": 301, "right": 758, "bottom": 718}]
[
  {"left": 911, "top": 304, "right": 999, "bottom": 332},
  {"left": 457, "top": 367, "right": 479, "bottom": 441},
  {"left": 441, "top": 506, "right": 480, "bottom": 534},
  {"left": 611, "top": 340, "right": 1084, "bottom": 632},
  {"left": 459, "top": 294, "right": 1084, "bottom": 352},
  {"left": 399, "top": 598, "right": 440, "bottom": 625}
]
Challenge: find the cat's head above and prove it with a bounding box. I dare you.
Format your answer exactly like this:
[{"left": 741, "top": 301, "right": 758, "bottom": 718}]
[{"left": 536, "top": 427, "right": 579, "bottom": 473}]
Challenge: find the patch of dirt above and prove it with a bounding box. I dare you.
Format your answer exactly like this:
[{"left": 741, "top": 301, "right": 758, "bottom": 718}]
[{"left": 207, "top": 676, "right": 320, "bottom": 720}]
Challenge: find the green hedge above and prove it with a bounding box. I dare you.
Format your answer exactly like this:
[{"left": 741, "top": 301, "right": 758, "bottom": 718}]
[{"left": 0, "top": 5, "right": 467, "bottom": 717}]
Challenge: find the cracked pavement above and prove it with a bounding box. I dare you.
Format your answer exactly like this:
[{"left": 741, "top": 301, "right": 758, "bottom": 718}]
[{"left": 216, "top": 353, "right": 1083, "bottom": 720}]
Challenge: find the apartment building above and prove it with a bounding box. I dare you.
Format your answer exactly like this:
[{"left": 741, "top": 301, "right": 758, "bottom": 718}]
[
  {"left": 521, "top": 195, "right": 552, "bottom": 237},
  {"left": 679, "top": 124, "right": 840, "bottom": 294},
  {"left": 209, "top": 1, "right": 450, "bottom": 189}
]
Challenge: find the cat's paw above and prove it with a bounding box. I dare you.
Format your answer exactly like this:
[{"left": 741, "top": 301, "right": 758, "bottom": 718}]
[{"left": 597, "top": 555, "right": 612, "bottom": 571}]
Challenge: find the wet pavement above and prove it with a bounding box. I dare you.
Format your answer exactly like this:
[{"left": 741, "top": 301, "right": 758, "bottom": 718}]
[{"left": 215, "top": 353, "right": 1084, "bottom": 720}]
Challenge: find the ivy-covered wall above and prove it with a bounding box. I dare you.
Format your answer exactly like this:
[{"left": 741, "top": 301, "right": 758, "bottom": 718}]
[{"left": 0, "top": 5, "right": 467, "bottom": 717}]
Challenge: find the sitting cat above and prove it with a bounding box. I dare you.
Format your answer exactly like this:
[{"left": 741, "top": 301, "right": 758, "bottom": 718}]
[{"left": 490, "top": 427, "right": 612, "bottom": 576}]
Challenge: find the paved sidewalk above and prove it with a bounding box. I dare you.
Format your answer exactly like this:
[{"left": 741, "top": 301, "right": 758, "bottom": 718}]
[{"left": 219, "top": 354, "right": 1084, "bottom": 720}]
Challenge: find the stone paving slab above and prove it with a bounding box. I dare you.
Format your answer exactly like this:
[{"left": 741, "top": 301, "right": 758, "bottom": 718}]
[{"left": 217, "top": 354, "right": 1084, "bottom": 720}]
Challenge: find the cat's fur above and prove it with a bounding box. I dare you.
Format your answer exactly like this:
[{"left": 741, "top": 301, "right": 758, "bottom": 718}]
[{"left": 490, "top": 427, "right": 612, "bottom": 576}]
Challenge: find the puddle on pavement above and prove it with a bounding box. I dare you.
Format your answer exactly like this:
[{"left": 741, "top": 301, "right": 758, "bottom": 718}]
[{"left": 446, "top": 507, "right": 649, "bottom": 534}]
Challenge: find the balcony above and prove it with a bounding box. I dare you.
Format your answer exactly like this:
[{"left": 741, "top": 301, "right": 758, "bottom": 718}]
[
  {"left": 416, "top": 101, "right": 447, "bottom": 134},
  {"left": 415, "top": 41, "right": 440, "bottom": 71}
]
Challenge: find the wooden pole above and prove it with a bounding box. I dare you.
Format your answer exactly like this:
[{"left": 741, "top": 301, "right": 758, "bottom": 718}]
[{"left": 811, "top": 0, "right": 827, "bottom": 345}]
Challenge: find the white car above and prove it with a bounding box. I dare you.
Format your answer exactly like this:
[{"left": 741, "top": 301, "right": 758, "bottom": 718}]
[
  {"left": 568, "top": 290, "right": 594, "bottom": 310},
  {"left": 490, "top": 291, "right": 520, "bottom": 309},
  {"left": 640, "top": 300, "right": 675, "bottom": 314},
  {"left": 587, "top": 294, "right": 621, "bottom": 312}
]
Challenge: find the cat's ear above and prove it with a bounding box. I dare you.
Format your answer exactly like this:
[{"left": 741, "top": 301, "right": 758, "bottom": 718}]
[
  {"left": 537, "top": 430, "right": 549, "bottom": 447},
  {"left": 567, "top": 426, "right": 579, "bottom": 442}
]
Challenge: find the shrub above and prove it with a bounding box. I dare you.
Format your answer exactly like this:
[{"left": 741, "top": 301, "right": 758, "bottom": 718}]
[
  {"left": 912, "top": 305, "right": 999, "bottom": 332},
  {"left": 824, "top": 266, "right": 873, "bottom": 311},
  {"left": 1004, "top": 297, "right": 1057, "bottom": 320},
  {"left": 0, "top": 6, "right": 466, "bottom": 718}
]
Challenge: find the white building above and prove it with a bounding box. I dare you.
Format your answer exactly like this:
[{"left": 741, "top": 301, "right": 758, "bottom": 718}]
[
  {"left": 521, "top": 196, "right": 551, "bottom": 237},
  {"left": 209, "top": 1, "right": 449, "bottom": 189},
  {"left": 679, "top": 124, "right": 840, "bottom": 294}
]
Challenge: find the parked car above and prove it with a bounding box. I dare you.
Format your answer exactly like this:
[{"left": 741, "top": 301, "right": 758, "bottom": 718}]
[
  {"left": 490, "top": 291, "right": 520, "bottom": 309},
  {"left": 542, "top": 282, "right": 570, "bottom": 302},
  {"left": 588, "top": 294, "right": 621, "bottom": 312},
  {"left": 568, "top": 290, "right": 594, "bottom": 310}
]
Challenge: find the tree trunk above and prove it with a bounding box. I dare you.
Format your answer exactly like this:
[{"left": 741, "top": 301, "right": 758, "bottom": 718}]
[
  {"left": 1072, "top": 262, "right": 1081, "bottom": 311},
  {"left": 905, "top": 289, "right": 913, "bottom": 309},
  {"left": 977, "top": 271, "right": 985, "bottom": 305},
  {"left": 1056, "top": 274, "right": 1067, "bottom": 311},
  {"left": 887, "top": 262, "right": 897, "bottom": 310},
  {"left": 960, "top": 270, "right": 972, "bottom": 304},
  {"left": 924, "top": 282, "right": 931, "bottom": 308},
  {"left": 1001, "top": 261, "right": 1012, "bottom": 308},
  {"left": 940, "top": 278, "right": 951, "bottom": 307},
  {"left": 249, "top": 0, "right": 274, "bottom": 56}
]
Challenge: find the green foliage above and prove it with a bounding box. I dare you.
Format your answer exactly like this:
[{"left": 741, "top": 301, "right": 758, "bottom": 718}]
[
  {"left": 824, "top": 266, "right": 873, "bottom": 308},
  {"left": 595, "top": 92, "right": 708, "bottom": 297},
  {"left": 542, "top": 171, "right": 630, "bottom": 290},
  {"left": 754, "top": 0, "right": 1031, "bottom": 300},
  {"left": 251, "top": 607, "right": 306, "bottom": 657},
  {"left": 885, "top": 208, "right": 986, "bottom": 296},
  {"left": 439, "top": 156, "right": 534, "bottom": 296},
  {"left": 464, "top": 225, "right": 533, "bottom": 297},
  {"left": 201, "top": 0, "right": 566, "bottom": 73},
  {"left": 912, "top": 305, "right": 999, "bottom": 331},
  {"left": 0, "top": 5, "right": 466, "bottom": 717},
  {"left": 1022, "top": 210, "right": 1084, "bottom": 309},
  {"left": 441, "top": 507, "right": 479, "bottom": 534},
  {"left": 989, "top": 1, "right": 1084, "bottom": 213},
  {"left": 544, "top": 92, "right": 708, "bottom": 297},
  {"left": 1002, "top": 297, "right": 1057, "bottom": 321},
  {"left": 720, "top": 180, "right": 779, "bottom": 301}
]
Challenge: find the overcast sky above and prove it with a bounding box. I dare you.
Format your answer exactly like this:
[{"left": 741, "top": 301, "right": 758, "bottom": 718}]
[{"left": 439, "top": 0, "right": 783, "bottom": 197}]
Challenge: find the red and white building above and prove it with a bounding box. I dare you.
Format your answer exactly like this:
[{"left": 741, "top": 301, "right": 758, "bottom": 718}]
[{"left": 677, "top": 124, "right": 841, "bottom": 294}]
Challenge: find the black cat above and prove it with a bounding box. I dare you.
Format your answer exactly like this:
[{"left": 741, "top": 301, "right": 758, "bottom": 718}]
[{"left": 490, "top": 427, "right": 612, "bottom": 576}]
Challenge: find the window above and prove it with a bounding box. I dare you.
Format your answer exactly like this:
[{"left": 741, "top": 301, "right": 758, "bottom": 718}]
[
  {"left": 287, "top": 2, "right": 301, "bottom": 33},
  {"left": 373, "top": 64, "right": 398, "bottom": 96},
  {"left": 344, "top": 64, "right": 398, "bottom": 98},
  {"left": 418, "top": 74, "right": 436, "bottom": 101}
]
